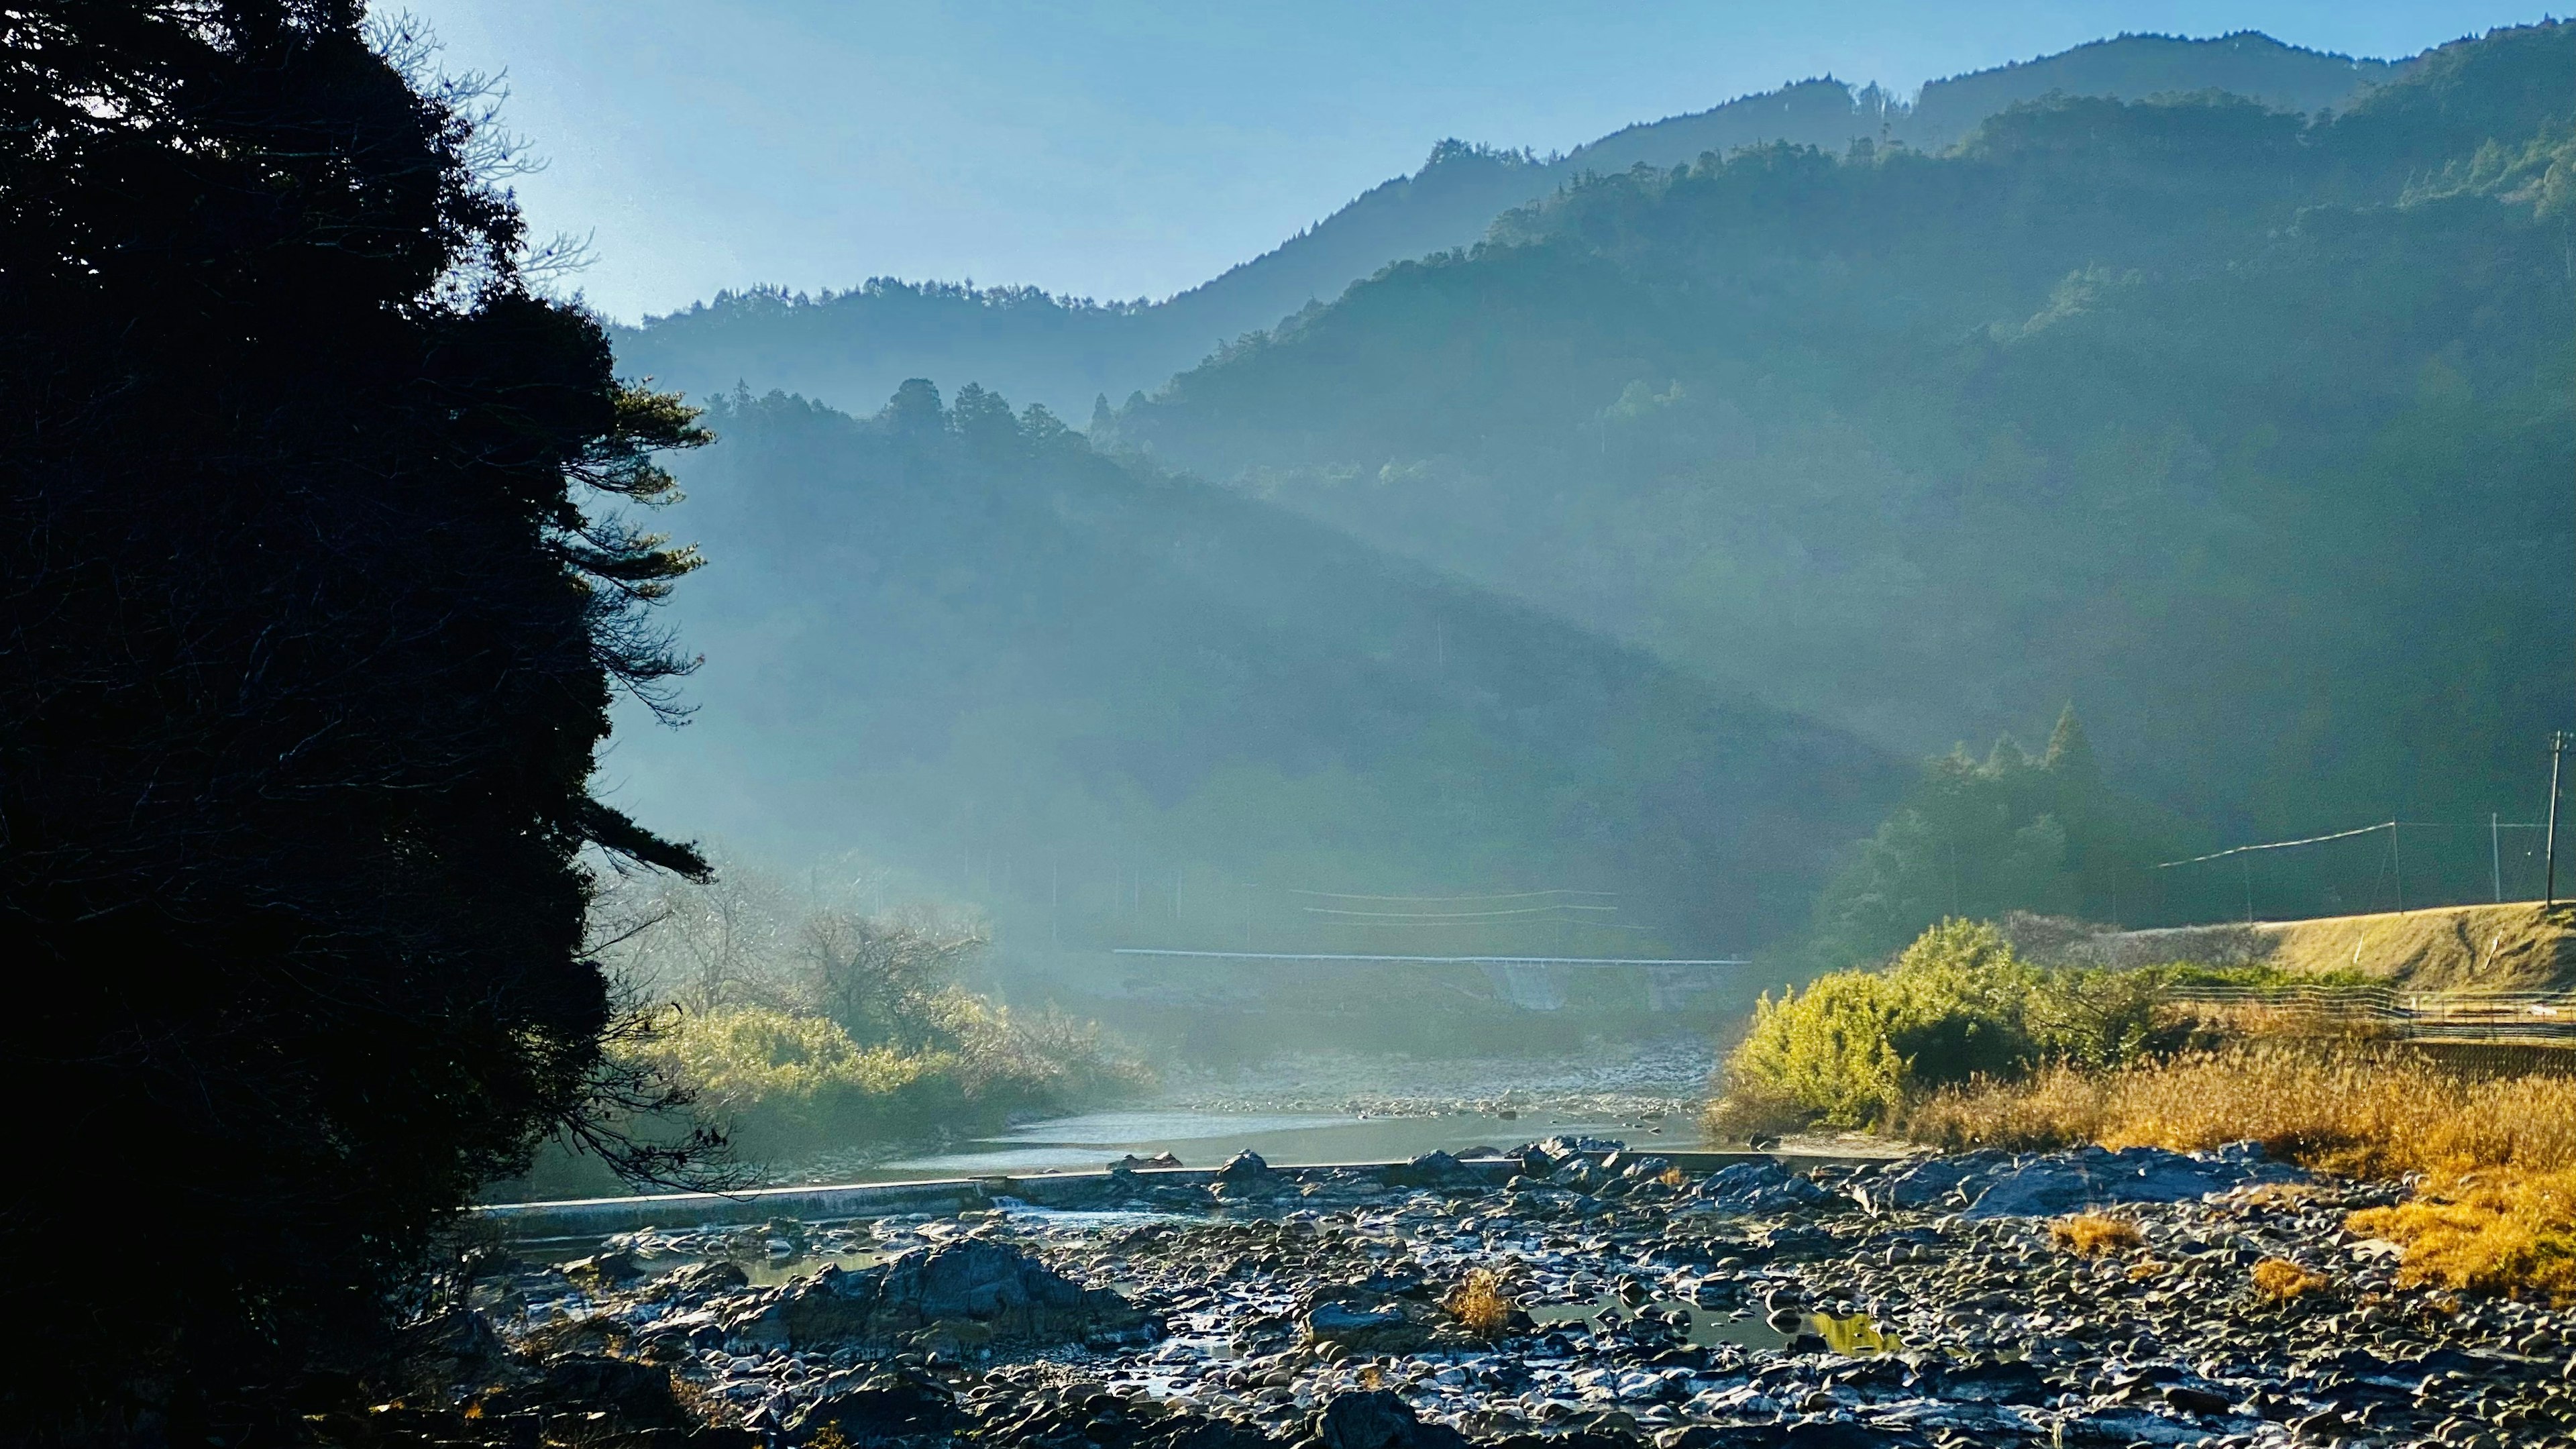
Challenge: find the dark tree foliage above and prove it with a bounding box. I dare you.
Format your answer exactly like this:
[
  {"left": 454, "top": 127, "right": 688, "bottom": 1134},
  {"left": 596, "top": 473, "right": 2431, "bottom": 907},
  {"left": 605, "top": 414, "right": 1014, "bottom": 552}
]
[{"left": 0, "top": 2, "right": 708, "bottom": 1435}]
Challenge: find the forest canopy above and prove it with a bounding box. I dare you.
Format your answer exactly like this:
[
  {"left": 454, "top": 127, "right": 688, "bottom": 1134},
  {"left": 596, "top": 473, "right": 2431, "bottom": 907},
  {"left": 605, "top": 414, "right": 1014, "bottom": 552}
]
[{"left": 1104, "top": 23, "right": 2576, "bottom": 920}]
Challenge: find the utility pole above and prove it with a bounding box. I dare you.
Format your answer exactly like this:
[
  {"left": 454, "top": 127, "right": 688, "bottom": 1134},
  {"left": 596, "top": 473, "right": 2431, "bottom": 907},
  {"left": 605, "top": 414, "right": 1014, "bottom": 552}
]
[
  {"left": 2493, "top": 812, "right": 2504, "bottom": 904},
  {"left": 2390, "top": 821, "right": 2403, "bottom": 912},
  {"left": 2548, "top": 732, "right": 2569, "bottom": 907}
]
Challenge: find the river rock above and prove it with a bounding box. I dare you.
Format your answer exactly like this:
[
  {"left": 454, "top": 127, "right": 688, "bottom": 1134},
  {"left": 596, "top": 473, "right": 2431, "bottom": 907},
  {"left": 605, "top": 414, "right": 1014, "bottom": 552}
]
[
  {"left": 398, "top": 1306, "right": 520, "bottom": 1394},
  {"left": 1960, "top": 1142, "right": 2298, "bottom": 1219},
  {"left": 727, "top": 1239, "right": 1149, "bottom": 1351},
  {"left": 1214, "top": 1150, "right": 1274, "bottom": 1183},
  {"left": 561, "top": 1249, "right": 648, "bottom": 1289},
  {"left": 786, "top": 1371, "right": 963, "bottom": 1444},
  {"left": 1382, "top": 1150, "right": 1486, "bottom": 1189},
  {"left": 1859, "top": 1151, "right": 2012, "bottom": 1210},
  {"left": 1689, "top": 1160, "right": 1829, "bottom": 1214},
  {"left": 1305, "top": 1300, "right": 1432, "bottom": 1353},
  {"left": 476, "top": 1354, "right": 695, "bottom": 1431},
  {"left": 1313, "top": 1389, "right": 1469, "bottom": 1449}
]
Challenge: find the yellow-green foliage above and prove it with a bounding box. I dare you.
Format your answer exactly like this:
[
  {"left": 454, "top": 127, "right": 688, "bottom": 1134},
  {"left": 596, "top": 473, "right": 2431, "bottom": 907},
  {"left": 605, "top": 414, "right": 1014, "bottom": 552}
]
[
  {"left": 1719, "top": 920, "right": 2047, "bottom": 1128},
  {"left": 650, "top": 1006, "right": 941, "bottom": 1108},
  {"left": 624, "top": 999, "right": 1146, "bottom": 1152},
  {"left": 1726, "top": 971, "right": 1914, "bottom": 1128},
  {"left": 1712, "top": 918, "right": 2250, "bottom": 1134}
]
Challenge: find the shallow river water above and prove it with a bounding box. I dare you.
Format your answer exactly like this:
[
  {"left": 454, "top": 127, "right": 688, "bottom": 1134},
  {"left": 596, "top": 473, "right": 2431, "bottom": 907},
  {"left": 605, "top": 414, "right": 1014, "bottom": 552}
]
[{"left": 796, "top": 1106, "right": 1700, "bottom": 1185}]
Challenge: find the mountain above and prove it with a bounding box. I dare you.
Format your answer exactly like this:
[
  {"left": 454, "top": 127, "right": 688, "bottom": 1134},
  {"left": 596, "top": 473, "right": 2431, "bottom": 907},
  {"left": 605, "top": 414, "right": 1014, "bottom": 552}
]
[
  {"left": 603, "top": 386, "right": 1902, "bottom": 956},
  {"left": 1097, "top": 22, "right": 2576, "bottom": 911},
  {"left": 610, "top": 32, "right": 2402, "bottom": 421}
]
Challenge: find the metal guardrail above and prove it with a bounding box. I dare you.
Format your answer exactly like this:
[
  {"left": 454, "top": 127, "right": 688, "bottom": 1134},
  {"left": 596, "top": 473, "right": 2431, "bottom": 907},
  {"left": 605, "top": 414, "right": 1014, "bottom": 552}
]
[{"left": 2161, "top": 983, "right": 2576, "bottom": 1044}]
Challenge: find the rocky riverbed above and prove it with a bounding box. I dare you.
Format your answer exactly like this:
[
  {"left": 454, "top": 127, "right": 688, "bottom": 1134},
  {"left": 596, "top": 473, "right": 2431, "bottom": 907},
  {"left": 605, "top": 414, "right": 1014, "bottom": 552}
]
[{"left": 359, "top": 1144, "right": 2576, "bottom": 1448}]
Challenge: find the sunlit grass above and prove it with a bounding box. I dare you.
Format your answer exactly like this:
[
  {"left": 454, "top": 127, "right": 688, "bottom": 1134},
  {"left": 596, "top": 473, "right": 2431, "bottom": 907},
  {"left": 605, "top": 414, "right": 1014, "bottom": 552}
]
[
  {"left": 1902, "top": 1043, "right": 2576, "bottom": 1300},
  {"left": 2050, "top": 1213, "right": 2144, "bottom": 1256},
  {"left": 2251, "top": 1258, "right": 2331, "bottom": 1302}
]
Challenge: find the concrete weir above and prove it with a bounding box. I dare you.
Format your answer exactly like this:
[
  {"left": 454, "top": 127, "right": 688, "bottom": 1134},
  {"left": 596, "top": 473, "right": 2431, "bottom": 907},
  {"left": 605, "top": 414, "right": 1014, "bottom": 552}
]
[{"left": 470, "top": 1150, "right": 1868, "bottom": 1240}]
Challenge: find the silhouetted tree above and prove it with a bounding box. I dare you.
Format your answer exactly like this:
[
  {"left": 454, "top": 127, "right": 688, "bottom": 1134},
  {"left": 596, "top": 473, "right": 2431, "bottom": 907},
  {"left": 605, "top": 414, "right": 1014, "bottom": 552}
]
[{"left": 0, "top": 2, "right": 710, "bottom": 1436}]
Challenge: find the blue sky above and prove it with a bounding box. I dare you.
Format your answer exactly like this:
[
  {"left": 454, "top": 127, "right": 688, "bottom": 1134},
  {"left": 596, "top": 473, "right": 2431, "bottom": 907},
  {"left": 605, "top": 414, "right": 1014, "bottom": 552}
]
[{"left": 403, "top": 1, "right": 2549, "bottom": 323}]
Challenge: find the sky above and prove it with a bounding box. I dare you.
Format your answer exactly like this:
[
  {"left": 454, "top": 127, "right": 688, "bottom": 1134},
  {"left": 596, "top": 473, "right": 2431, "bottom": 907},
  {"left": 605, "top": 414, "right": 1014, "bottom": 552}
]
[{"left": 404, "top": 1, "right": 2548, "bottom": 324}]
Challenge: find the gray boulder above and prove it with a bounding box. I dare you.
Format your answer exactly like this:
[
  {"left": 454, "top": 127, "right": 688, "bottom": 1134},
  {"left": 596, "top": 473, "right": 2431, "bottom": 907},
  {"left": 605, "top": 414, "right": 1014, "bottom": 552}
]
[
  {"left": 786, "top": 1372, "right": 961, "bottom": 1444},
  {"left": 727, "top": 1238, "right": 1149, "bottom": 1350},
  {"left": 1214, "top": 1149, "right": 1274, "bottom": 1183},
  {"left": 1382, "top": 1150, "right": 1484, "bottom": 1189},
  {"left": 1313, "top": 1390, "right": 1469, "bottom": 1449},
  {"left": 1962, "top": 1142, "right": 2299, "bottom": 1219},
  {"left": 1689, "top": 1159, "right": 1829, "bottom": 1214},
  {"left": 1305, "top": 1300, "right": 1433, "bottom": 1354},
  {"left": 1860, "top": 1151, "right": 2014, "bottom": 1211}
]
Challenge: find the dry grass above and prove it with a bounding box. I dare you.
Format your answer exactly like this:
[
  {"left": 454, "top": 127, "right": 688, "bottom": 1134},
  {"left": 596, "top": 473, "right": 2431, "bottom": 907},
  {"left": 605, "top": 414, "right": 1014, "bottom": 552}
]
[
  {"left": 1442, "top": 1269, "right": 1514, "bottom": 1340},
  {"left": 1701, "top": 1081, "right": 1811, "bottom": 1144},
  {"left": 2051, "top": 1214, "right": 2145, "bottom": 1256},
  {"left": 1904, "top": 1042, "right": 2576, "bottom": 1301},
  {"left": 2258, "top": 902, "right": 2576, "bottom": 991},
  {"left": 1657, "top": 1167, "right": 1687, "bottom": 1189},
  {"left": 2251, "top": 1258, "right": 2331, "bottom": 1301},
  {"left": 2349, "top": 1169, "right": 2576, "bottom": 1301},
  {"left": 1905, "top": 1043, "right": 2576, "bottom": 1177}
]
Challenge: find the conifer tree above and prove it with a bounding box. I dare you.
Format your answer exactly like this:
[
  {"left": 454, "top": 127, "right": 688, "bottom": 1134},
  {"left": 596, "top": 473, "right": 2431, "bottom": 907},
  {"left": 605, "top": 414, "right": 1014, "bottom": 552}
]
[{"left": 0, "top": 3, "right": 709, "bottom": 1433}]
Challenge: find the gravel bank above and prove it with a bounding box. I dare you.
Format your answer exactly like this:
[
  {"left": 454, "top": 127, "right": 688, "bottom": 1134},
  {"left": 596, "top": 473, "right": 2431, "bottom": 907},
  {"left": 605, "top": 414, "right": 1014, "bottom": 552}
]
[{"left": 397, "top": 1144, "right": 2576, "bottom": 1449}]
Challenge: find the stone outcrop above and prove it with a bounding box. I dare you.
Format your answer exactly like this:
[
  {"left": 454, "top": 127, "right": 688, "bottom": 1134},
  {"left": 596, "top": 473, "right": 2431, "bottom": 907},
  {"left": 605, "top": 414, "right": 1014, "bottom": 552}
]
[{"left": 726, "top": 1238, "right": 1152, "bottom": 1352}]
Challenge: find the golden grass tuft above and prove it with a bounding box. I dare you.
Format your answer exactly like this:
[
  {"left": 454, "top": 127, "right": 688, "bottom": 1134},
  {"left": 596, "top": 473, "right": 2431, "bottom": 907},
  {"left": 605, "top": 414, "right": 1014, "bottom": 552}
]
[
  {"left": 2251, "top": 1258, "right": 2330, "bottom": 1301},
  {"left": 1442, "top": 1268, "right": 1515, "bottom": 1339},
  {"left": 2051, "top": 1214, "right": 2145, "bottom": 1256},
  {"left": 1657, "top": 1166, "right": 1687, "bottom": 1189}
]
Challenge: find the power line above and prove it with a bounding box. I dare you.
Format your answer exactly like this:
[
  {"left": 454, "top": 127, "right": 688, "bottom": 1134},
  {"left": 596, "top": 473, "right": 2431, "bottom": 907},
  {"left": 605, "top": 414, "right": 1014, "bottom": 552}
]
[{"left": 2154, "top": 820, "right": 2396, "bottom": 869}]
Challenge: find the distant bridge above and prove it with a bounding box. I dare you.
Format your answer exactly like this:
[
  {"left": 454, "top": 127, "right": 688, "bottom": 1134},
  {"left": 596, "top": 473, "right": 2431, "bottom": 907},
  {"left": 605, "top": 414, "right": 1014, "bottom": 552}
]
[
  {"left": 1108, "top": 949, "right": 1748, "bottom": 967},
  {"left": 1108, "top": 948, "right": 1750, "bottom": 1012}
]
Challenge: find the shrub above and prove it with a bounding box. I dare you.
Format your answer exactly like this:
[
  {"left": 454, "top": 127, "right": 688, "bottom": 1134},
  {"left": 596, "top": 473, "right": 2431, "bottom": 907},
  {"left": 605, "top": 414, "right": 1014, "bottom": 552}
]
[
  {"left": 1710, "top": 918, "right": 2264, "bottom": 1136},
  {"left": 1442, "top": 1270, "right": 1515, "bottom": 1339},
  {"left": 623, "top": 998, "right": 1148, "bottom": 1156},
  {"left": 1721, "top": 919, "right": 2039, "bottom": 1127}
]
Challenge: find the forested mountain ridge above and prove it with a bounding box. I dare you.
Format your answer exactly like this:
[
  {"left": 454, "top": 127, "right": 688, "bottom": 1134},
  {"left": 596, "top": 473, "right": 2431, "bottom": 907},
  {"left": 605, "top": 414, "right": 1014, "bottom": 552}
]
[
  {"left": 604, "top": 386, "right": 1903, "bottom": 954},
  {"left": 611, "top": 32, "right": 2400, "bottom": 422},
  {"left": 1103, "top": 21, "right": 2576, "bottom": 896}
]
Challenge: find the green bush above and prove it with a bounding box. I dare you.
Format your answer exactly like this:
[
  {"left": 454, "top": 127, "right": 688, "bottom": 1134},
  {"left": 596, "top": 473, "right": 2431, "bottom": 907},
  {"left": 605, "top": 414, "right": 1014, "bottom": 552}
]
[
  {"left": 622, "top": 997, "right": 1146, "bottom": 1156},
  {"left": 1716, "top": 918, "right": 2218, "bottom": 1130}
]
